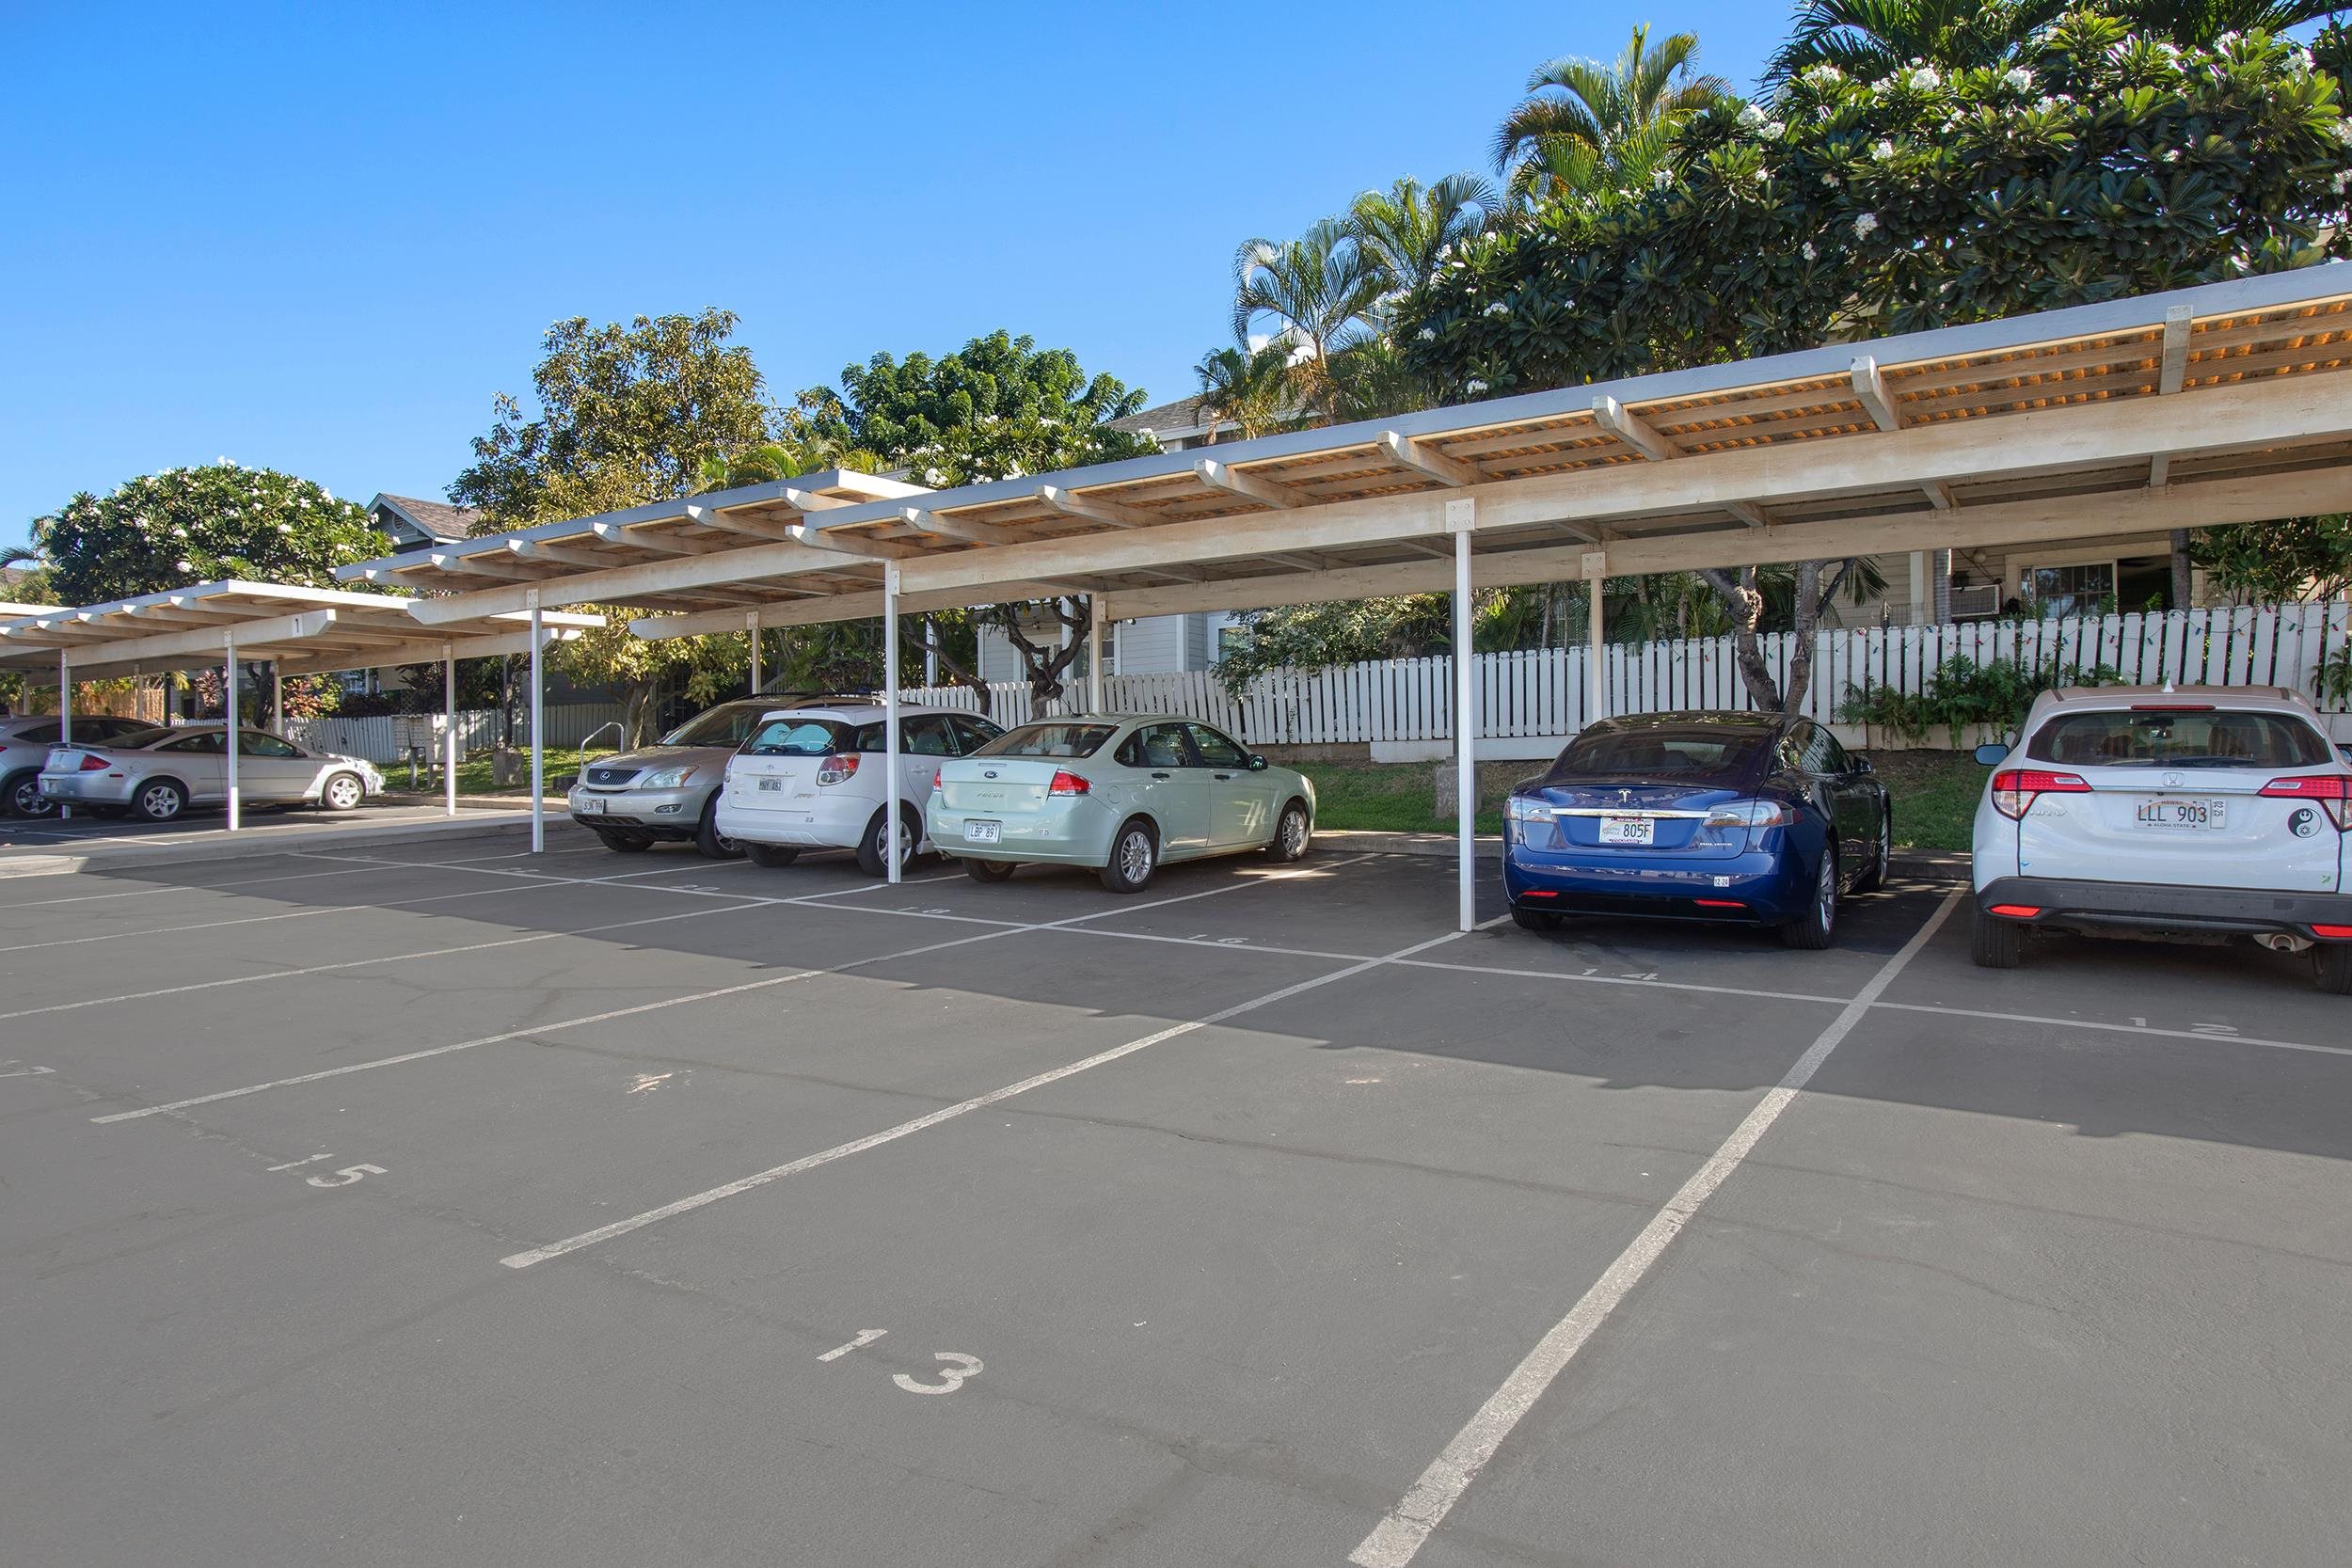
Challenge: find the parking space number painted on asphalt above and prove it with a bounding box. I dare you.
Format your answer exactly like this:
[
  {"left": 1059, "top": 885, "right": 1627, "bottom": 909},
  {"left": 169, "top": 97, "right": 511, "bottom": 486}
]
[{"left": 305, "top": 1163, "right": 387, "bottom": 1188}]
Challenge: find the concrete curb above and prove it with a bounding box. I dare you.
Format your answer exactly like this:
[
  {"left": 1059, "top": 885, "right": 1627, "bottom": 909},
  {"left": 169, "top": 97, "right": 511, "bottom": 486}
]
[
  {"left": 0, "top": 811, "right": 536, "bottom": 880},
  {"left": 1319, "top": 830, "right": 1505, "bottom": 860}
]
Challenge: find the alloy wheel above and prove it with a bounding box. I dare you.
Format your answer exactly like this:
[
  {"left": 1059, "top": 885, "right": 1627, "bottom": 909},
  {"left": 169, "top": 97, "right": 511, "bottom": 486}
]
[
  {"left": 1119, "top": 829, "right": 1152, "bottom": 883},
  {"left": 10, "top": 778, "right": 53, "bottom": 816},
  {"left": 141, "top": 784, "right": 183, "bottom": 820}
]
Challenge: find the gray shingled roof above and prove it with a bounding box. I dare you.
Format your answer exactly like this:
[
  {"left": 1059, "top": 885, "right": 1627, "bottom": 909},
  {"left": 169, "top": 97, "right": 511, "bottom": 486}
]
[
  {"left": 1109, "top": 395, "right": 1210, "bottom": 436},
  {"left": 371, "top": 493, "right": 482, "bottom": 542}
]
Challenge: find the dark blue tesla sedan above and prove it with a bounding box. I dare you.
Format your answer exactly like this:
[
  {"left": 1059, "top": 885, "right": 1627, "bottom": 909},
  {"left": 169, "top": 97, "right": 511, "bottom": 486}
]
[{"left": 1502, "top": 712, "right": 1892, "bottom": 948}]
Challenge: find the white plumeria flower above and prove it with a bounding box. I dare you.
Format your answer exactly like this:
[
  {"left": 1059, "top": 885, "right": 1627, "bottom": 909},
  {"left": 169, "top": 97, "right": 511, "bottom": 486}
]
[
  {"left": 1737, "top": 103, "right": 1765, "bottom": 129},
  {"left": 1762, "top": 120, "right": 1786, "bottom": 139},
  {"left": 1907, "top": 67, "right": 1941, "bottom": 89},
  {"left": 2003, "top": 68, "right": 2032, "bottom": 90},
  {"left": 277, "top": 521, "right": 294, "bottom": 534},
  {"left": 175, "top": 558, "right": 194, "bottom": 572},
  {"left": 1802, "top": 241, "right": 1818, "bottom": 261},
  {"left": 2334, "top": 119, "right": 2352, "bottom": 146},
  {"left": 2333, "top": 169, "right": 2351, "bottom": 194},
  {"left": 1652, "top": 167, "right": 1673, "bottom": 188},
  {"left": 1484, "top": 301, "right": 1509, "bottom": 316},
  {"left": 1417, "top": 326, "right": 1437, "bottom": 341},
  {"left": 1464, "top": 378, "right": 1489, "bottom": 394},
  {"left": 1853, "top": 212, "right": 1880, "bottom": 239},
  {"left": 1873, "top": 139, "right": 1896, "bottom": 160}
]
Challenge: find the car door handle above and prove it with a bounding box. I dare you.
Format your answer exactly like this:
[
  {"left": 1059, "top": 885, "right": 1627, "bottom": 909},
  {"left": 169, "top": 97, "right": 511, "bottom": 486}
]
[
  {"left": 1151, "top": 771, "right": 1171, "bottom": 780},
  {"left": 1213, "top": 772, "right": 1232, "bottom": 781}
]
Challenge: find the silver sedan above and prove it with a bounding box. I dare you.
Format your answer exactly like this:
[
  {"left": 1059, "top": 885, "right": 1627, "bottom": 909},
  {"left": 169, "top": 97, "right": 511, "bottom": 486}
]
[{"left": 928, "top": 715, "right": 1315, "bottom": 892}]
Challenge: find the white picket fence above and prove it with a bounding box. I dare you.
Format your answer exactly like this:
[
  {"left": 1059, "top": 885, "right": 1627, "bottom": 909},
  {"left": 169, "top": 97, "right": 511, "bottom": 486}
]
[
  {"left": 903, "top": 602, "right": 2352, "bottom": 749},
  {"left": 285, "top": 702, "right": 628, "bottom": 764}
]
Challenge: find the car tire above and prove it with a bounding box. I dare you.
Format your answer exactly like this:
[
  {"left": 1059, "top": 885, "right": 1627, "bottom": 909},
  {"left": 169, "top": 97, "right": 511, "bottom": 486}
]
[
  {"left": 962, "top": 857, "right": 1017, "bottom": 882},
  {"left": 318, "top": 771, "right": 366, "bottom": 813},
  {"left": 4, "top": 768, "right": 56, "bottom": 818},
  {"left": 854, "top": 804, "right": 923, "bottom": 878},
  {"left": 694, "top": 796, "right": 745, "bottom": 860},
  {"left": 133, "top": 777, "right": 188, "bottom": 823},
  {"left": 746, "top": 842, "right": 800, "bottom": 868},
  {"left": 1263, "top": 799, "right": 1312, "bottom": 862},
  {"left": 2315, "top": 942, "right": 2352, "bottom": 996},
  {"left": 596, "top": 829, "right": 655, "bottom": 853},
  {"left": 1971, "top": 902, "right": 2025, "bottom": 969},
  {"left": 1851, "top": 807, "right": 1890, "bottom": 893},
  {"left": 1099, "top": 817, "right": 1158, "bottom": 894},
  {"left": 1780, "top": 842, "right": 1839, "bottom": 950},
  {"left": 1511, "top": 906, "right": 1562, "bottom": 932}
]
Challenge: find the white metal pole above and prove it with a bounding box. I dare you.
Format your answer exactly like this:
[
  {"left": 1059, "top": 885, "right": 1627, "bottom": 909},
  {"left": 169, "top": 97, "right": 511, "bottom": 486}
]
[
  {"left": 747, "top": 610, "right": 762, "bottom": 695},
  {"left": 442, "top": 643, "right": 458, "bottom": 817},
  {"left": 924, "top": 617, "right": 937, "bottom": 688},
  {"left": 1586, "top": 553, "right": 1607, "bottom": 726},
  {"left": 271, "top": 665, "right": 284, "bottom": 733},
  {"left": 883, "top": 564, "right": 901, "bottom": 885},
  {"left": 225, "top": 634, "right": 241, "bottom": 832},
  {"left": 56, "top": 650, "right": 70, "bottom": 734},
  {"left": 1086, "top": 599, "right": 1104, "bottom": 713},
  {"left": 1449, "top": 499, "right": 1476, "bottom": 933},
  {"left": 529, "top": 592, "right": 545, "bottom": 853}
]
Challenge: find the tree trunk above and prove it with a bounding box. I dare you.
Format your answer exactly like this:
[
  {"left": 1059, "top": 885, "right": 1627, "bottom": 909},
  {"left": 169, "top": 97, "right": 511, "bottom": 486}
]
[
  {"left": 1780, "top": 561, "right": 1823, "bottom": 719},
  {"left": 622, "top": 681, "right": 659, "bottom": 749},
  {"left": 1699, "top": 566, "right": 1783, "bottom": 710},
  {"left": 2169, "top": 528, "right": 2193, "bottom": 611},
  {"left": 996, "top": 598, "right": 1089, "bottom": 712},
  {"left": 905, "top": 623, "right": 992, "bottom": 718}
]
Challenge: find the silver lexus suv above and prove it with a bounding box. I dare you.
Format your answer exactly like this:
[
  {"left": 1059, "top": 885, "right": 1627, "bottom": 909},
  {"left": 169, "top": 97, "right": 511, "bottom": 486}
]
[{"left": 567, "top": 692, "right": 851, "bottom": 857}]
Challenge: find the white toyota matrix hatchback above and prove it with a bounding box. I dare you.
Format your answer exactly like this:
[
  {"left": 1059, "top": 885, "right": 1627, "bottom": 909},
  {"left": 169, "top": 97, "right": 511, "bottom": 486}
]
[{"left": 1970, "top": 685, "right": 2352, "bottom": 993}]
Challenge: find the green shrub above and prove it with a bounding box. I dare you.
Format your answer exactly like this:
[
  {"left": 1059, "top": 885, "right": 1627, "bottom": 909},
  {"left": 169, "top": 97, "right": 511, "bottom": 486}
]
[{"left": 1838, "top": 655, "right": 2121, "bottom": 744}]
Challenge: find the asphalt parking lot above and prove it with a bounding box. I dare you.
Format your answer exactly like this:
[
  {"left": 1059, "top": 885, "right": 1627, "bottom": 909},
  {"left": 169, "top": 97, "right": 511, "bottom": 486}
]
[{"left": 4, "top": 824, "right": 2349, "bottom": 1567}]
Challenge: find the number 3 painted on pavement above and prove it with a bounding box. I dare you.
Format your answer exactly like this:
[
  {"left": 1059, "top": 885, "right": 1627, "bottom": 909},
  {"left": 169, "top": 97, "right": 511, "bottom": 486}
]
[
  {"left": 307, "top": 1164, "right": 387, "bottom": 1188},
  {"left": 893, "top": 1352, "right": 982, "bottom": 1395}
]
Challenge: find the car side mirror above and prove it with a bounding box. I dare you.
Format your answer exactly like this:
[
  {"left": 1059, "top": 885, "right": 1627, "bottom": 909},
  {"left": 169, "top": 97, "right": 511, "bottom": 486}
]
[
  {"left": 1849, "top": 754, "right": 1874, "bottom": 775},
  {"left": 1973, "top": 743, "right": 2010, "bottom": 766},
  {"left": 1247, "top": 753, "right": 1268, "bottom": 771}
]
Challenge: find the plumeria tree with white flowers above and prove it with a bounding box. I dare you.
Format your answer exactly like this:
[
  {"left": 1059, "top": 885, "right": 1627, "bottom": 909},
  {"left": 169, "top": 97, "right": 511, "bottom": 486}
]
[
  {"left": 32, "top": 463, "right": 385, "bottom": 607},
  {"left": 1394, "top": 8, "right": 2351, "bottom": 706}
]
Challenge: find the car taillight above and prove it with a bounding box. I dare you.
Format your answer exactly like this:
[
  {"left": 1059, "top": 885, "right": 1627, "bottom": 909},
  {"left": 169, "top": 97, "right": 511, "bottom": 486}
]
[
  {"left": 1048, "top": 769, "right": 1089, "bottom": 796},
  {"left": 815, "top": 753, "right": 859, "bottom": 785},
  {"left": 2258, "top": 773, "right": 2352, "bottom": 831},
  {"left": 78, "top": 754, "right": 112, "bottom": 771},
  {"left": 1991, "top": 768, "right": 2090, "bottom": 820},
  {"left": 1702, "top": 800, "right": 1796, "bottom": 829},
  {"left": 2311, "top": 924, "right": 2352, "bottom": 939},
  {"left": 1987, "top": 903, "right": 2043, "bottom": 918}
]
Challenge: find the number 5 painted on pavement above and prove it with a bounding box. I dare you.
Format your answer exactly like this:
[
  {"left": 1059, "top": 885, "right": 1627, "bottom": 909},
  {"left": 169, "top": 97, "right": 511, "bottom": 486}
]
[
  {"left": 307, "top": 1164, "right": 387, "bottom": 1188},
  {"left": 894, "top": 1353, "right": 982, "bottom": 1395}
]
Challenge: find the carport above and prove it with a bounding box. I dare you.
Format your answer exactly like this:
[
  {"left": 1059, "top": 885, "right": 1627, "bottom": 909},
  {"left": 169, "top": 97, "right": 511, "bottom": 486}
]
[
  {"left": 340, "top": 267, "right": 2352, "bottom": 925},
  {"left": 0, "top": 581, "right": 599, "bottom": 832}
]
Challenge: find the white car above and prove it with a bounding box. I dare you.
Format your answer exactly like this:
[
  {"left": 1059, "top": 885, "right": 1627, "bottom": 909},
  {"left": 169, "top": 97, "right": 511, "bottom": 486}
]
[
  {"left": 713, "top": 703, "right": 1006, "bottom": 876},
  {"left": 39, "top": 722, "right": 386, "bottom": 822},
  {"left": 1970, "top": 685, "right": 2352, "bottom": 993}
]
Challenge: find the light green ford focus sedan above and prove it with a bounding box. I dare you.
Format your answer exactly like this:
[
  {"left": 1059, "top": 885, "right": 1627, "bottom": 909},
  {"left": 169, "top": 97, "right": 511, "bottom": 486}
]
[{"left": 927, "top": 715, "right": 1316, "bottom": 892}]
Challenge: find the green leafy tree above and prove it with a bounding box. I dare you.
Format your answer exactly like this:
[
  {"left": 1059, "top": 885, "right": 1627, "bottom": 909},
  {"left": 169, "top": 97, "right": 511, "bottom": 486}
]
[
  {"left": 802, "top": 331, "right": 1154, "bottom": 706},
  {"left": 1767, "top": 0, "right": 2342, "bottom": 85},
  {"left": 2192, "top": 514, "right": 2352, "bottom": 602},
  {"left": 451, "top": 309, "right": 786, "bottom": 744},
  {"left": 33, "top": 464, "right": 383, "bottom": 607},
  {"left": 1193, "top": 340, "right": 1302, "bottom": 441},
  {"left": 1399, "top": 10, "right": 2348, "bottom": 705},
  {"left": 452, "top": 309, "right": 774, "bottom": 527},
  {"left": 1231, "top": 218, "right": 1385, "bottom": 419}
]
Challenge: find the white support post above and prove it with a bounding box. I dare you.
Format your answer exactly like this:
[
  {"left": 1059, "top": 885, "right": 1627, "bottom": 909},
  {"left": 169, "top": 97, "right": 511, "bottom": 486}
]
[
  {"left": 1086, "top": 599, "right": 1104, "bottom": 713},
  {"left": 56, "top": 650, "right": 71, "bottom": 734},
  {"left": 271, "top": 666, "right": 284, "bottom": 733},
  {"left": 528, "top": 590, "right": 544, "bottom": 854},
  {"left": 747, "top": 610, "right": 762, "bottom": 695},
  {"left": 924, "top": 617, "right": 938, "bottom": 688},
  {"left": 883, "top": 563, "right": 901, "bottom": 885},
  {"left": 1583, "top": 551, "right": 1608, "bottom": 726},
  {"left": 442, "top": 642, "right": 458, "bottom": 817},
  {"left": 1448, "top": 498, "right": 1476, "bottom": 933},
  {"left": 224, "top": 634, "right": 241, "bottom": 832}
]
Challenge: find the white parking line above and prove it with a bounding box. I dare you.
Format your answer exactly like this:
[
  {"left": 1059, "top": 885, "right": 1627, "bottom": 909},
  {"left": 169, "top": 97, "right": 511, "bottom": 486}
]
[
  {"left": 1348, "top": 890, "right": 1963, "bottom": 1568},
  {"left": 1, "top": 900, "right": 768, "bottom": 1024},
  {"left": 0, "top": 875, "right": 577, "bottom": 954},
  {"left": 500, "top": 916, "right": 1457, "bottom": 1270},
  {"left": 84, "top": 855, "right": 1373, "bottom": 1120},
  {"left": 1870, "top": 999, "right": 2352, "bottom": 1061}
]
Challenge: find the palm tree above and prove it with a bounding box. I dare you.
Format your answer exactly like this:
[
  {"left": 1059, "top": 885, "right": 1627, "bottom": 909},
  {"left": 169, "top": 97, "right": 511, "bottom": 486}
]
[
  {"left": 1192, "top": 341, "right": 1299, "bottom": 441},
  {"left": 694, "top": 434, "right": 883, "bottom": 494},
  {"left": 1231, "top": 217, "right": 1384, "bottom": 418},
  {"left": 1493, "top": 24, "right": 1728, "bottom": 203},
  {"left": 1346, "top": 174, "right": 1501, "bottom": 302}
]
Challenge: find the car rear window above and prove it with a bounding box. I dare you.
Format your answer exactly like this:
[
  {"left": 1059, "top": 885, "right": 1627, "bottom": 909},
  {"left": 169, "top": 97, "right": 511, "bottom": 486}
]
[
  {"left": 1549, "top": 727, "right": 1768, "bottom": 779},
  {"left": 741, "top": 719, "right": 854, "bottom": 757},
  {"left": 974, "top": 723, "right": 1116, "bottom": 760},
  {"left": 2026, "top": 708, "right": 2331, "bottom": 768},
  {"left": 661, "top": 702, "right": 771, "bottom": 748}
]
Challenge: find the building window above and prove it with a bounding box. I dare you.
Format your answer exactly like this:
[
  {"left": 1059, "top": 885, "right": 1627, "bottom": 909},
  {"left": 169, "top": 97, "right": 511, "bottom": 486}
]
[
  {"left": 1216, "top": 624, "right": 1249, "bottom": 661},
  {"left": 2018, "top": 561, "right": 2115, "bottom": 617}
]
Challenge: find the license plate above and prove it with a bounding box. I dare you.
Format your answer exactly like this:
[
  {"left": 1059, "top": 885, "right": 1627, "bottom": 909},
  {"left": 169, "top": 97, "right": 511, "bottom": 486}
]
[
  {"left": 2137, "top": 797, "right": 2226, "bottom": 830},
  {"left": 963, "top": 819, "right": 1001, "bottom": 844},
  {"left": 576, "top": 796, "right": 604, "bottom": 815},
  {"left": 756, "top": 777, "right": 782, "bottom": 792},
  {"left": 1598, "top": 815, "right": 1655, "bottom": 846}
]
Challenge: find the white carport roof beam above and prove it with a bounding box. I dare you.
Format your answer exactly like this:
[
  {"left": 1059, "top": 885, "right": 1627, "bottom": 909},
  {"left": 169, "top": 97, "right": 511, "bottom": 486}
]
[
  {"left": 2150, "top": 302, "right": 2195, "bottom": 486},
  {"left": 1594, "top": 393, "right": 1769, "bottom": 528}
]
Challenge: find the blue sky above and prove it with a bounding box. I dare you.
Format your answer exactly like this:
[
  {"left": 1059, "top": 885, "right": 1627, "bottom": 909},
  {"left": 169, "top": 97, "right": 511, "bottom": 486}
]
[{"left": 0, "top": 1, "right": 1792, "bottom": 555}]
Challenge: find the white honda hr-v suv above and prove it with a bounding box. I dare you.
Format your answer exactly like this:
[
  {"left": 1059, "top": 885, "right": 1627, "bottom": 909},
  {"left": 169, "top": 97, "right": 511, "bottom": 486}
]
[{"left": 1970, "top": 685, "right": 2352, "bottom": 993}]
